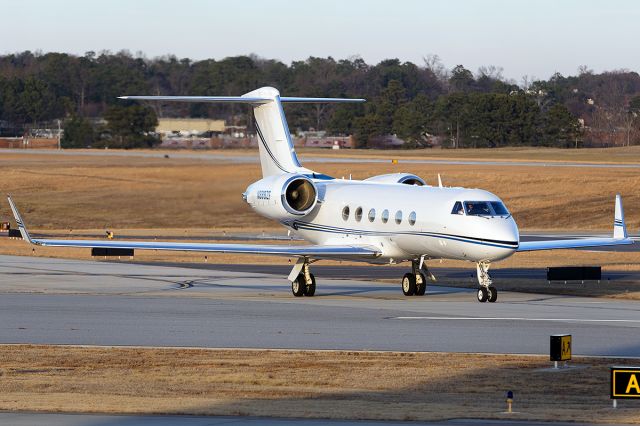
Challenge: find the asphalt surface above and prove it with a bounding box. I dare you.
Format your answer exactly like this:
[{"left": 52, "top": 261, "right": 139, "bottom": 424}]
[
  {"left": 1, "top": 255, "right": 640, "bottom": 357},
  {"left": 0, "top": 413, "right": 634, "bottom": 426},
  {"left": 3, "top": 148, "right": 640, "bottom": 169}
]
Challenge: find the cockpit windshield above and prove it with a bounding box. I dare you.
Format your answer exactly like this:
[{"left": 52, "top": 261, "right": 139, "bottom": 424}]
[
  {"left": 490, "top": 201, "right": 509, "bottom": 216},
  {"left": 464, "top": 201, "right": 492, "bottom": 216},
  {"left": 453, "top": 201, "right": 510, "bottom": 217}
]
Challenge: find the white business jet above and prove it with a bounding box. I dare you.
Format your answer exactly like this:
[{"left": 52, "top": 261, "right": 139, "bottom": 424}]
[{"left": 7, "top": 86, "right": 634, "bottom": 302}]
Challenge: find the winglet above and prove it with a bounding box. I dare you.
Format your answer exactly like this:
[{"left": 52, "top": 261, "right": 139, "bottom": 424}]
[
  {"left": 7, "top": 195, "right": 34, "bottom": 244},
  {"left": 437, "top": 174, "right": 443, "bottom": 188},
  {"left": 614, "top": 194, "right": 628, "bottom": 239}
]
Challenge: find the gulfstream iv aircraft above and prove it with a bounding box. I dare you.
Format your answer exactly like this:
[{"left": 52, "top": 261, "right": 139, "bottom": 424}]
[{"left": 7, "top": 87, "right": 634, "bottom": 302}]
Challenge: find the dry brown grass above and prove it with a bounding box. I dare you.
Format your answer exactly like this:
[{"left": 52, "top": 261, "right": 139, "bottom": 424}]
[
  {"left": 1, "top": 151, "right": 639, "bottom": 290},
  {"left": 0, "top": 345, "right": 636, "bottom": 423},
  {"left": 2, "top": 151, "right": 640, "bottom": 230}
]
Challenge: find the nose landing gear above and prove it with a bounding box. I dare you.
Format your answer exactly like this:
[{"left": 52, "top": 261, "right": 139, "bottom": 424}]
[{"left": 476, "top": 261, "right": 497, "bottom": 303}]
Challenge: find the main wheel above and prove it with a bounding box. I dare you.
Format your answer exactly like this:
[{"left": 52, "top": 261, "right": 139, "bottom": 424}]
[
  {"left": 487, "top": 286, "right": 497, "bottom": 303},
  {"left": 415, "top": 273, "right": 427, "bottom": 296},
  {"left": 477, "top": 287, "right": 488, "bottom": 303},
  {"left": 402, "top": 273, "right": 417, "bottom": 296},
  {"left": 304, "top": 273, "right": 316, "bottom": 297},
  {"left": 291, "top": 275, "right": 306, "bottom": 297}
]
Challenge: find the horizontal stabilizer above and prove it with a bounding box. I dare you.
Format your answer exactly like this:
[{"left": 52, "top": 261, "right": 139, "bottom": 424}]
[{"left": 118, "top": 96, "right": 366, "bottom": 104}]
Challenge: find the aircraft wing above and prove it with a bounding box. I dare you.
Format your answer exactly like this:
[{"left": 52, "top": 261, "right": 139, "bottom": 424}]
[
  {"left": 517, "top": 237, "right": 633, "bottom": 252},
  {"left": 517, "top": 194, "right": 633, "bottom": 252},
  {"left": 7, "top": 196, "right": 380, "bottom": 259}
]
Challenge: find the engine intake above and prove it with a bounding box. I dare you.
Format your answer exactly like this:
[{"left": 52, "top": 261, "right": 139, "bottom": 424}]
[{"left": 282, "top": 176, "right": 318, "bottom": 215}]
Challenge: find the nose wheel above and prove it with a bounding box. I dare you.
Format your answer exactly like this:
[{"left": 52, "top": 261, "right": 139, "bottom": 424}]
[
  {"left": 476, "top": 286, "right": 497, "bottom": 303},
  {"left": 476, "top": 261, "right": 498, "bottom": 302}
]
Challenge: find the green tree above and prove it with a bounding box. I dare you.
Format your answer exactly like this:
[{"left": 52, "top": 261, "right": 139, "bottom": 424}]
[
  {"left": 542, "top": 104, "right": 579, "bottom": 147},
  {"left": 103, "top": 105, "right": 158, "bottom": 148},
  {"left": 434, "top": 93, "right": 469, "bottom": 148},
  {"left": 62, "top": 116, "right": 95, "bottom": 148},
  {"left": 393, "top": 94, "right": 435, "bottom": 147},
  {"left": 21, "top": 77, "right": 56, "bottom": 125},
  {"left": 449, "top": 65, "right": 475, "bottom": 93}
]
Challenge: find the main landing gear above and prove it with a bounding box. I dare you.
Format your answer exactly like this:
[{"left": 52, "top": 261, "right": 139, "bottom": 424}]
[
  {"left": 289, "top": 258, "right": 316, "bottom": 297},
  {"left": 476, "top": 261, "right": 497, "bottom": 303},
  {"left": 402, "top": 257, "right": 436, "bottom": 296}
]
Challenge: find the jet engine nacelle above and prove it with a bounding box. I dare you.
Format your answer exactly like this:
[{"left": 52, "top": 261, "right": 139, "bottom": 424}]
[
  {"left": 364, "top": 173, "right": 426, "bottom": 186},
  {"left": 244, "top": 173, "right": 319, "bottom": 220}
]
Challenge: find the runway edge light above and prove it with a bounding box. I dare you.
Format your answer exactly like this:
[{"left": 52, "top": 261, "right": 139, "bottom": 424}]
[
  {"left": 611, "top": 366, "right": 640, "bottom": 408},
  {"left": 550, "top": 334, "right": 571, "bottom": 369}
]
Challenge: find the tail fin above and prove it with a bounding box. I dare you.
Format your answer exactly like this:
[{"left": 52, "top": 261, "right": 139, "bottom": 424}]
[
  {"left": 120, "top": 86, "right": 364, "bottom": 177},
  {"left": 614, "top": 193, "right": 627, "bottom": 239}
]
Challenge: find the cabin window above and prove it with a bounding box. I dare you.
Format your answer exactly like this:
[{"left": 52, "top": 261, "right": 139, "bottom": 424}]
[
  {"left": 408, "top": 211, "right": 416, "bottom": 226},
  {"left": 451, "top": 201, "right": 464, "bottom": 215},
  {"left": 395, "top": 210, "right": 402, "bottom": 224},
  {"left": 355, "top": 207, "right": 363, "bottom": 222},
  {"left": 368, "top": 208, "right": 376, "bottom": 222},
  {"left": 342, "top": 206, "right": 350, "bottom": 221},
  {"left": 490, "top": 201, "right": 509, "bottom": 216},
  {"left": 464, "top": 201, "right": 492, "bottom": 216},
  {"left": 381, "top": 209, "right": 389, "bottom": 223}
]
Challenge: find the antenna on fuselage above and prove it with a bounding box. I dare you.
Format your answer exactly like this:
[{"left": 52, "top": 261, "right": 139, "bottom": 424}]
[{"left": 438, "top": 174, "right": 443, "bottom": 188}]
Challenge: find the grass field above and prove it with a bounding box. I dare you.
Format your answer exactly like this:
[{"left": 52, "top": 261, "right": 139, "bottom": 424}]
[
  {"left": 0, "top": 345, "right": 637, "bottom": 423},
  {"left": 1, "top": 149, "right": 639, "bottom": 230},
  {"left": 1, "top": 149, "right": 639, "bottom": 287}
]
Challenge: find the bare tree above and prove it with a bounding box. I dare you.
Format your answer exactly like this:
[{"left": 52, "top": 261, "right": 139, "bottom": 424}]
[
  {"left": 577, "top": 65, "right": 593, "bottom": 76},
  {"left": 477, "top": 65, "right": 504, "bottom": 81},
  {"left": 423, "top": 54, "right": 449, "bottom": 82}
]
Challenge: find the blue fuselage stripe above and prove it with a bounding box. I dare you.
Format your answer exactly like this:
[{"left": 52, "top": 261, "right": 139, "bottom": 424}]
[{"left": 286, "top": 221, "right": 518, "bottom": 249}]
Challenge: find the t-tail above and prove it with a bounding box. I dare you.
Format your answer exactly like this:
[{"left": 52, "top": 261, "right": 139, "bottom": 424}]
[{"left": 119, "top": 87, "right": 365, "bottom": 177}]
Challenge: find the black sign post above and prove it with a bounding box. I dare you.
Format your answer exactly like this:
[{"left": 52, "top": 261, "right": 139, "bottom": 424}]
[{"left": 611, "top": 366, "right": 640, "bottom": 408}]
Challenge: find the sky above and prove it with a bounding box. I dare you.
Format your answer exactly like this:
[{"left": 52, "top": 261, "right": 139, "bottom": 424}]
[{"left": 1, "top": 0, "right": 639, "bottom": 83}]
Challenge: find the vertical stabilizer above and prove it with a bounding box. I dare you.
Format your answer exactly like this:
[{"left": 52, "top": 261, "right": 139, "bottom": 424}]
[{"left": 243, "top": 87, "right": 304, "bottom": 177}]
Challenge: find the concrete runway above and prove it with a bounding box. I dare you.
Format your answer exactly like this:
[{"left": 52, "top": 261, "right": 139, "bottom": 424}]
[
  {"left": 3, "top": 148, "right": 640, "bottom": 169},
  {"left": 0, "top": 413, "right": 634, "bottom": 426},
  {"left": 1, "top": 255, "right": 640, "bottom": 357}
]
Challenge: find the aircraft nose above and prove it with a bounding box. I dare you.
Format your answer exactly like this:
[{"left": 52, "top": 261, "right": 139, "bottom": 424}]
[{"left": 490, "top": 216, "right": 519, "bottom": 258}]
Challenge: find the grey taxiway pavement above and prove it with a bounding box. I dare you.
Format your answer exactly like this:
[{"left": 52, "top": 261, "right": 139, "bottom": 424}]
[
  {"left": 3, "top": 147, "right": 640, "bottom": 169},
  {"left": 1, "top": 254, "right": 640, "bottom": 357}
]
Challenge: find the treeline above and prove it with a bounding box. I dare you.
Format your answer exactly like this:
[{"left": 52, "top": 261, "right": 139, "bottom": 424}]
[{"left": 0, "top": 51, "right": 639, "bottom": 148}]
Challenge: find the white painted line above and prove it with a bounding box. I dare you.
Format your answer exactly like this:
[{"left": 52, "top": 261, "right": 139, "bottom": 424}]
[{"left": 393, "top": 316, "right": 640, "bottom": 323}]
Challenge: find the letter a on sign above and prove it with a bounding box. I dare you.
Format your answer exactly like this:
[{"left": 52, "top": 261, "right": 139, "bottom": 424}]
[{"left": 626, "top": 374, "right": 640, "bottom": 394}]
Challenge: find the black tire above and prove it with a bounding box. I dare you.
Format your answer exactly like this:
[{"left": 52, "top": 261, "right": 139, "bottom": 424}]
[
  {"left": 415, "top": 273, "right": 427, "bottom": 296},
  {"left": 477, "top": 287, "right": 488, "bottom": 303},
  {"left": 304, "top": 273, "right": 316, "bottom": 297},
  {"left": 402, "top": 273, "right": 416, "bottom": 296},
  {"left": 291, "top": 275, "right": 306, "bottom": 297},
  {"left": 487, "top": 286, "right": 498, "bottom": 303}
]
